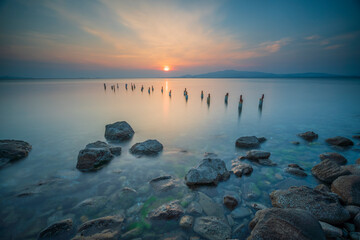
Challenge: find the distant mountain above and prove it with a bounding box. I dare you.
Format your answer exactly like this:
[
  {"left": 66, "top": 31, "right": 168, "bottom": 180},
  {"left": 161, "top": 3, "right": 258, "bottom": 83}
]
[{"left": 177, "top": 70, "right": 357, "bottom": 78}]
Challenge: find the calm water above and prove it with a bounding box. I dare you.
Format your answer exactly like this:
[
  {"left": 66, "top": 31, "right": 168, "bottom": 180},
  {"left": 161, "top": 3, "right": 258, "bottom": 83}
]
[{"left": 0, "top": 78, "right": 360, "bottom": 239}]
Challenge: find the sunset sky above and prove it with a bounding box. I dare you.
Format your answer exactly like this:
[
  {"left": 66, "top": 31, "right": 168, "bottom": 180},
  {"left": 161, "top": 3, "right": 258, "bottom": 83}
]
[{"left": 0, "top": 0, "right": 360, "bottom": 78}]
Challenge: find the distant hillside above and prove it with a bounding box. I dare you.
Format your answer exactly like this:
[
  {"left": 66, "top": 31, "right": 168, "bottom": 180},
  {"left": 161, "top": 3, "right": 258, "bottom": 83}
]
[{"left": 178, "top": 70, "right": 356, "bottom": 78}]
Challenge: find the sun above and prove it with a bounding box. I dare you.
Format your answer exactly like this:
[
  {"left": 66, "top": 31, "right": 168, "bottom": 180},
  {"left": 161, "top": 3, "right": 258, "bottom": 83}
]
[{"left": 163, "top": 66, "right": 170, "bottom": 71}]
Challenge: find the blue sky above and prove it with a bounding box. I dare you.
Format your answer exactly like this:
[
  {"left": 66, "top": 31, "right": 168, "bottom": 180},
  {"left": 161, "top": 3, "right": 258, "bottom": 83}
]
[{"left": 0, "top": 0, "right": 359, "bottom": 78}]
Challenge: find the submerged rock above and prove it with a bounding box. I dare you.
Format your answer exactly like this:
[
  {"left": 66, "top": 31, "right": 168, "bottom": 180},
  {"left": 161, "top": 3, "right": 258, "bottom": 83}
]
[
  {"left": 185, "top": 158, "right": 230, "bottom": 186},
  {"left": 186, "top": 201, "right": 203, "bottom": 215},
  {"left": 105, "top": 121, "right": 134, "bottom": 142},
  {"left": 248, "top": 208, "right": 325, "bottom": 240},
  {"left": 179, "top": 215, "right": 193, "bottom": 228},
  {"left": 235, "top": 136, "right": 266, "bottom": 148},
  {"left": 193, "top": 216, "right": 231, "bottom": 240},
  {"left": 240, "top": 150, "right": 276, "bottom": 166},
  {"left": 319, "top": 221, "right": 343, "bottom": 238},
  {"left": 198, "top": 192, "right": 225, "bottom": 220},
  {"left": 230, "top": 207, "right": 252, "bottom": 219},
  {"left": 76, "top": 141, "right": 117, "bottom": 171},
  {"left": 130, "top": 139, "right": 163, "bottom": 156},
  {"left": 149, "top": 175, "right": 175, "bottom": 192},
  {"left": 298, "top": 131, "right": 318, "bottom": 141},
  {"left": 223, "top": 195, "right": 238, "bottom": 210},
  {"left": 148, "top": 201, "right": 184, "bottom": 220},
  {"left": 285, "top": 164, "right": 307, "bottom": 177},
  {"left": 231, "top": 160, "right": 253, "bottom": 177},
  {"left": 331, "top": 175, "right": 360, "bottom": 206},
  {"left": 0, "top": 139, "right": 32, "bottom": 168},
  {"left": 319, "top": 152, "right": 347, "bottom": 165},
  {"left": 270, "top": 186, "right": 350, "bottom": 224},
  {"left": 326, "top": 136, "right": 354, "bottom": 147},
  {"left": 311, "top": 159, "right": 350, "bottom": 183},
  {"left": 38, "top": 219, "right": 74, "bottom": 240}
]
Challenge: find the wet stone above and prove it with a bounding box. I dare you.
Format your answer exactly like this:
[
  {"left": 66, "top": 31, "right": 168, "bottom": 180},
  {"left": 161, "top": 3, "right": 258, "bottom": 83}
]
[
  {"left": 186, "top": 201, "right": 203, "bottom": 215},
  {"left": 298, "top": 131, "right": 318, "bottom": 141},
  {"left": 331, "top": 175, "right": 360, "bottom": 206},
  {"left": 148, "top": 201, "right": 184, "bottom": 220},
  {"left": 319, "top": 221, "right": 343, "bottom": 238},
  {"left": 150, "top": 175, "right": 176, "bottom": 192},
  {"left": 130, "top": 139, "right": 163, "bottom": 156},
  {"left": 230, "top": 207, "right": 252, "bottom": 219},
  {"left": 223, "top": 195, "right": 238, "bottom": 210},
  {"left": 0, "top": 139, "right": 32, "bottom": 168},
  {"left": 231, "top": 160, "right": 253, "bottom": 177},
  {"left": 235, "top": 136, "right": 265, "bottom": 148},
  {"left": 105, "top": 121, "right": 134, "bottom": 142},
  {"left": 326, "top": 136, "right": 354, "bottom": 147},
  {"left": 198, "top": 192, "right": 225, "bottom": 220},
  {"left": 319, "top": 152, "right": 348, "bottom": 165},
  {"left": 38, "top": 219, "right": 74, "bottom": 240},
  {"left": 193, "top": 216, "right": 231, "bottom": 240},
  {"left": 311, "top": 159, "right": 350, "bottom": 183},
  {"left": 179, "top": 215, "right": 193, "bottom": 228}
]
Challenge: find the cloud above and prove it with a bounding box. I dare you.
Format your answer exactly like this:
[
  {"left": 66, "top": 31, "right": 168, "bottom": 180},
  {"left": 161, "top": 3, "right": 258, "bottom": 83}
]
[
  {"left": 305, "top": 35, "right": 320, "bottom": 40},
  {"left": 324, "top": 44, "right": 343, "bottom": 50}
]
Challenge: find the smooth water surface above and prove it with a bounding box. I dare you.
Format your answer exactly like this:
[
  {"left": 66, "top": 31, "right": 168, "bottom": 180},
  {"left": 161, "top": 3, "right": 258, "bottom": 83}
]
[{"left": 1, "top": 78, "right": 360, "bottom": 239}]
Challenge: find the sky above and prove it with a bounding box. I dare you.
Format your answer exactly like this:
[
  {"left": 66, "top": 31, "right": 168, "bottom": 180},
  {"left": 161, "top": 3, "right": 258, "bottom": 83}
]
[{"left": 0, "top": 0, "right": 360, "bottom": 78}]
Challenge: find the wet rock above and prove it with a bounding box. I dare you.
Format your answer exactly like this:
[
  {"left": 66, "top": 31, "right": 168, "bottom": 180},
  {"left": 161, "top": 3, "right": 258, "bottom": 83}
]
[
  {"left": 121, "top": 227, "right": 142, "bottom": 239},
  {"left": 230, "top": 207, "right": 252, "bottom": 219},
  {"left": 355, "top": 213, "right": 360, "bottom": 231},
  {"left": 150, "top": 175, "right": 175, "bottom": 192},
  {"left": 331, "top": 175, "right": 360, "bottom": 206},
  {"left": 38, "top": 219, "right": 74, "bottom": 240},
  {"left": 314, "top": 184, "right": 330, "bottom": 192},
  {"left": 345, "top": 205, "right": 360, "bottom": 218},
  {"left": 285, "top": 164, "right": 307, "bottom": 177},
  {"left": 186, "top": 201, "right": 203, "bottom": 215},
  {"left": 244, "top": 150, "right": 270, "bottom": 160},
  {"left": 319, "top": 221, "right": 343, "bottom": 238},
  {"left": 350, "top": 232, "right": 360, "bottom": 240},
  {"left": 179, "top": 215, "right": 193, "bottom": 228},
  {"left": 74, "top": 196, "right": 108, "bottom": 210},
  {"left": 185, "top": 158, "right": 230, "bottom": 186},
  {"left": 242, "top": 182, "right": 261, "bottom": 200},
  {"left": 0, "top": 140, "right": 32, "bottom": 168},
  {"left": 319, "top": 152, "right": 348, "bottom": 165},
  {"left": 148, "top": 201, "right": 184, "bottom": 220},
  {"left": 198, "top": 192, "right": 225, "bottom": 220},
  {"left": 298, "top": 131, "right": 318, "bottom": 141},
  {"left": 193, "top": 216, "right": 231, "bottom": 240},
  {"left": 76, "top": 141, "right": 115, "bottom": 171},
  {"left": 235, "top": 136, "right": 265, "bottom": 148},
  {"left": 274, "top": 177, "right": 307, "bottom": 190},
  {"left": 130, "top": 139, "right": 163, "bottom": 156},
  {"left": 248, "top": 208, "right": 325, "bottom": 240},
  {"left": 72, "top": 215, "right": 124, "bottom": 240},
  {"left": 342, "top": 164, "right": 360, "bottom": 175},
  {"left": 288, "top": 163, "right": 304, "bottom": 170},
  {"left": 250, "top": 202, "right": 268, "bottom": 211},
  {"left": 311, "top": 159, "right": 350, "bottom": 183},
  {"left": 105, "top": 121, "right": 134, "bottom": 142},
  {"left": 326, "top": 136, "right": 354, "bottom": 147},
  {"left": 109, "top": 146, "right": 121, "bottom": 156},
  {"left": 223, "top": 195, "right": 238, "bottom": 210},
  {"left": 345, "top": 222, "right": 356, "bottom": 232},
  {"left": 231, "top": 160, "right": 253, "bottom": 177},
  {"left": 291, "top": 141, "right": 300, "bottom": 145},
  {"left": 270, "top": 186, "right": 350, "bottom": 224}
]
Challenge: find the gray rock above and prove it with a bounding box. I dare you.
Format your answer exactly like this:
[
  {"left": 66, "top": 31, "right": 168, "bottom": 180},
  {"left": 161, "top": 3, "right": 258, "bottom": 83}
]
[
  {"left": 130, "top": 139, "right": 163, "bottom": 155},
  {"left": 285, "top": 164, "right": 307, "bottom": 177},
  {"left": 186, "top": 201, "right": 203, "bottom": 215},
  {"left": 242, "top": 182, "right": 261, "bottom": 199},
  {"left": 355, "top": 212, "right": 360, "bottom": 231},
  {"left": 38, "top": 219, "right": 73, "bottom": 240},
  {"left": 198, "top": 192, "right": 225, "bottom": 220},
  {"left": 245, "top": 150, "right": 270, "bottom": 160},
  {"left": 314, "top": 184, "right": 330, "bottom": 192},
  {"left": 231, "top": 160, "right": 253, "bottom": 177},
  {"left": 193, "top": 216, "right": 231, "bottom": 240},
  {"left": 150, "top": 175, "right": 175, "bottom": 192},
  {"left": 319, "top": 152, "right": 348, "bottom": 165},
  {"left": 342, "top": 165, "right": 360, "bottom": 175},
  {"left": 331, "top": 175, "right": 360, "bottom": 206},
  {"left": 109, "top": 146, "right": 121, "bottom": 156},
  {"left": 105, "top": 121, "right": 134, "bottom": 141},
  {"left": 121, "top": 227, "right": 142, "bottom": 240},
  {"left": 311, "top": 159, "right": 350, "bottom": 183},
  {"left": 76, "top": 141, "right": 115, "bottom": 171},
  {"left": 148, "top": 201, "right": 184, "bottom": 220},
  {"left": 270, "top": 186, "right": 350, "bottom": 224},
  {"left": 345, "top": 205, "right": 360, "bottom": 218},
  {"left": 326, "top": 136, "right": 354, "bottom": 147},
  {"left": 185, "top": 158, "right": 230, "bottom": 186},
  {"left": 235, "top": 136, "right": 264, "bottom": 148},
  {"left": 298, "top": 131, "right": 318, "bottom": 141},
  {"left": 250, "top": 202, "right": 268, "bottom": 211},
  {"left": 223, "top": 195, "right": 238, "bottom": 210},
  {"left": 0, "top": 140, "right": 32, "bottom": 167},
  {"left": 248, "top": 208, "right": 325, "bottom": 240},
  {"left": 319, "top": 221, "right": 343, "bottom": 238},
  {"left": 179, "top": 215, "right": 193, "bottom": 228},
  {"left": 230, "top": 207, "right": 252, "bottom": 219}
]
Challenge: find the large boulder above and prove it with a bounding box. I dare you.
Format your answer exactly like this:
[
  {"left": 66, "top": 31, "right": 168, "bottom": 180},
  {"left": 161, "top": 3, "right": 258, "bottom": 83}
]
[
  {"left": 319, "top": 152, "right": 347, "bottom": 165},
  {"left": 331, "top": 175, "right": 360, "bottom": 206},
  {"left": 38, "top": 219, "right": 74, "bottom": 240},
  {"left": 235, "top": 136, "right": 266, "bottom": 148},
  {"left": 248, "top": 208, "right": 325, "bottom": 240},
  {"left": 270, "top": 186, "right": 350, "bottom": 224},
  {"left": 0, "top": 139, "right": 32, "bottom": 167},
  {"left": 148, "top": 201, "right": 184, "bottom": 220},
  {"left": 298, "top": 131, "right": 318, "bottom": 141},
  {"left": 311, "top": 159, "right": 350, "bottom": 183},
  {"left": 185, "top": 158, "right": 230, "bottom": 186},
  {"left": 193, "top": 216, "right": 231, "bottom": 240},
  {"left": 105, "top": 121, "right": 134, "bottom": 142},
  {"left": 130, "top": 139, "right": 163, "bottom": 156},
  {"left": 325, "top": 136, "right": 354, "bottom": 147},
  {"left": 76, "top": 141, "right": 118, "bottom": 171}
]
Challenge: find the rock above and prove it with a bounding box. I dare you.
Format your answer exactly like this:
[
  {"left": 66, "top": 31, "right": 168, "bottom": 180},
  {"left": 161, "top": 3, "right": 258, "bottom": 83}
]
[
  {"left": 270, "top": 186, "right": 350, "bottom": 224},
  {"left": 193, "top": 216, "right": 231, "bottom": 240},
  {"left": 223, "top": 195, "right": 238, "bottom": 210},
  {"left": 242, "top": 182, "right": 261, "bottom": 199},
  {"left": 357, "top": 158, "right": 360, "bottom": 164},
  {"left": 185, "top": 158, "right": 230, "bottom": 186},
  {"left": 235, "top": 136, "right": 265, "bottom": 148},
  {"left": 274, "top": 177, "right": 307, "bottom": 190},
  {"left": 198, "top": 192, "right": 224, "bottom": 220},
  {"left": 291, "top": 141, "right": 300, "bottom": 145},
  {"left": 285, "top": 164, "right": 307, "bottom": 177},
  {"left": 130, "top": 139, "right": 163, "bottom": 155},
  {"left": 72, "top": 215, "right": 124, "bottom": 240},
  {"left": 355, "top": 213, "right": 360, "bottom": 231},
  {"left": 109, "top": 146, "right": 121, "bottom": 156},
  {"left": 245, "top": 150, "right": 270, "bottom": 160},
  {"left": 121, "top": 227, "right": 142, "bottom": 240},
  {"left": 319, "top": 152, "right": 348, "bottom": 165},
  {"left": 298, "top": 131, "right": 318, "bottom": 141},
  {"left": 345, "top": 205, "right": 360, "bottom": 218},
  {"left": 38, "top": 219, "right": 73, "bottom": 240},
  {"left": 345, "top": 223, "right": 356, "bottom": 232},
  {"left": 288, "top": 163, "right": 304, "bottom": 170},
  {"left": 349, "top": 232, "right": 360, "bottom": 240},
  {"left": 0, "top": 140, "right": 31, "bottom": 167},
  {"left": 311, "top": 159, "right": 350, "bottom": 183},
  {"left": 342, "top": 165, "right": 360, "bottom": 175},
  {"left": 354, "top": 135, "right": 360, "bottom": 140},
  {"left": 331, "top": 175, "right": 360, "bottom": 206},
  {"left": 150, "top": 175, "right": 175, "bottom": 192},
  {"left": 179, "top": 215, "right": 193, "bottom": 228},
  {"left": 148, "top": 201, "right": 184, "bottom": 220},
  {"left": 326, "top": 136, "right": 354, "bottom": 147},
  {"left": 319, "top": 221, "right": 343, "bottom": 238},
  {"left": 76, "top": 141, "right": 116, "bottom": 171},
  {"left": 230, "top": 207, "right": 252, "bottom": 219},
  {"left": 248, "top": 208, "right": 325, "bottom": 240},
  {"left": 250, "top": 203, "right": 268, "bottom": 211},
  {"left": 105, "top": 121, "right": 134, "bottom": 141},
  {"left": 186, "top": 202, "right": 203, "bottom": 215},
  {"left": 314, "top": 184, "right": 330, "bottom": 192},
  {"left": 231, "top": 160, "right": 253, "bottom": 177}
]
